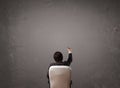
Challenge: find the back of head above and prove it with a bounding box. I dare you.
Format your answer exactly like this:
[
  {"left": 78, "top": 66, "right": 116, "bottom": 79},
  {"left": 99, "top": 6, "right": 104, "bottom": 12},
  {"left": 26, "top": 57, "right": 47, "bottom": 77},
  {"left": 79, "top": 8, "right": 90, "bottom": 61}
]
[{"left": 53, "top": 51, "right": 63, "bottom": 62}]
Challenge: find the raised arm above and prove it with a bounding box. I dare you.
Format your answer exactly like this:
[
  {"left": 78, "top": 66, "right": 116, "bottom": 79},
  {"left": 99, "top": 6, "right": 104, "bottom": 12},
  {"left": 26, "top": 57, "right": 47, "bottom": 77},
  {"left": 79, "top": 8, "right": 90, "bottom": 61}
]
[{"left": 66, "top": 48, "right": 72, "bottom": 66}]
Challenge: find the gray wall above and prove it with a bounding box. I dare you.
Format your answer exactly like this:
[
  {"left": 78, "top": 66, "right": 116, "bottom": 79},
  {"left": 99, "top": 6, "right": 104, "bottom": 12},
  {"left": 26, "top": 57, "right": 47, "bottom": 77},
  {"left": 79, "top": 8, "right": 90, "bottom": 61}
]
[{"left": 0, "top": 0, "right": 120, "bottom": 88}]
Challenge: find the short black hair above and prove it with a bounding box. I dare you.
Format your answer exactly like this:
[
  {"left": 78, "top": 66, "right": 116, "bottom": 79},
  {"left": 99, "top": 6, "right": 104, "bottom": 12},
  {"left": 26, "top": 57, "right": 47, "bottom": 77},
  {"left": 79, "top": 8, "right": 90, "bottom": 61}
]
[{"left": 53, "top": 51, "right": 63, "bottom": 62}]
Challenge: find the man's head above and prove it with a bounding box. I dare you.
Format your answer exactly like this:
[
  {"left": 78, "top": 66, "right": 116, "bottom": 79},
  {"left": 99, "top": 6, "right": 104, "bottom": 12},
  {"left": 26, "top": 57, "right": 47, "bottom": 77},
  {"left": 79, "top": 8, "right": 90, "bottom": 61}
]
[{"left": 53, "top": 51, "right": 63, "bottom": 62}]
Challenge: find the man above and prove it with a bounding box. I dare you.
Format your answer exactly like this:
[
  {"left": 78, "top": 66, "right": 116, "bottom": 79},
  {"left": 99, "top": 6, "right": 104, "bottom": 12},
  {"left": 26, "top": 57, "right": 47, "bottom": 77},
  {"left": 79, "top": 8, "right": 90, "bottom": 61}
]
[{"left": 47, "top": 48, "right": 73, "bottom": 87}]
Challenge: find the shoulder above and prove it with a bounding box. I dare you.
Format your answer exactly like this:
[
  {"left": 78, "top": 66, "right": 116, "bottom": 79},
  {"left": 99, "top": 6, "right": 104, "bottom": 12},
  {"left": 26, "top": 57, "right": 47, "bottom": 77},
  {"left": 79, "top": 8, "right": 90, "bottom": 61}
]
[
  {"left": 63, "top": 61, "right": 70, "bottom": 66},
  {"left": 49, "top": 62, "right": 56, "bottom": 67}
]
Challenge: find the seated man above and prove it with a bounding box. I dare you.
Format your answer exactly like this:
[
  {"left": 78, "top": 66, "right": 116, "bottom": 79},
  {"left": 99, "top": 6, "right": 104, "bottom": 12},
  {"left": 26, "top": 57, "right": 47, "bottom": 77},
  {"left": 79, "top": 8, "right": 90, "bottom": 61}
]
[{"left": 47, "top": 48, "right": 73, "bottom": 88}]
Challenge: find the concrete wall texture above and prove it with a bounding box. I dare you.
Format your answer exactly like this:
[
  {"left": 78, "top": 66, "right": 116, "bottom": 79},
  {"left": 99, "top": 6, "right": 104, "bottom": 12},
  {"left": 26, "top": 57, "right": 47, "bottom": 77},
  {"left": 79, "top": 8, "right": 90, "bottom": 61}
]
[{"left": 0, "top": 0, "right": 120, "bottom": 88}]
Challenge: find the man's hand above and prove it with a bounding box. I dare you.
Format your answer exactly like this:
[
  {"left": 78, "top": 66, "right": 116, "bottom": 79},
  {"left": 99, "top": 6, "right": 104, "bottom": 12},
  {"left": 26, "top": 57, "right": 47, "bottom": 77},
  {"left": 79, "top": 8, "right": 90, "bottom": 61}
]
[{"left": 67, "top": 48, "right": 72, "bottom": 53}]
